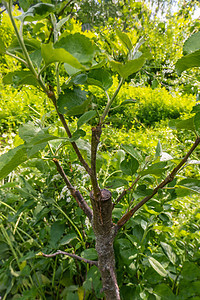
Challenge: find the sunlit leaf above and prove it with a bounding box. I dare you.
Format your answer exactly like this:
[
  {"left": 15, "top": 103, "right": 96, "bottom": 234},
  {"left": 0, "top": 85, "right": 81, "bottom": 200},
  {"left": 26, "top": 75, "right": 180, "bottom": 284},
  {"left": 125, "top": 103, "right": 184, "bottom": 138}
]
[
  {"left": 110, "top": 55, "right": 146, "bottom": 78},
  {"left": 41, "top": 43, "right": 85, "bottom": 69},
  {"left": 148, "top": 257, "right": 168, "bottom": 277},
  {"left": 55, "top": 33, "right": 99, "bottom": 64},
  {"left": 160, "top": 242, "right": 176, "bottom": 265},
  {"left": 116, "top": 29, "right": 133, "bottom": 50},
  {"left": 175, "top": 50, "right": 200, "bottom": 75},
  {"left": 183, "top": 31, "right": 200, "bottom": 55}
]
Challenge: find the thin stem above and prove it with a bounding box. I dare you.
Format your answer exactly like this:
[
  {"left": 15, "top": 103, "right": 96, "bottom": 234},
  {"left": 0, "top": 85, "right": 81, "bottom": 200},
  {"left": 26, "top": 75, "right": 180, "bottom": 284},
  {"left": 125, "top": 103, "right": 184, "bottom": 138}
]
[
  {"left": 116, "top": 137, "right": 200, "bottom": 231},
  {"left": 100, "top": 77, "right": 124, "bottom": 124},
  {"left": 114, "top": 175, "right": 141, "bottom": 207},
  {"left": 53, "top": 158, "right": 93, "bottom": 221},
  {"left": 5, "top": 51, "right": 28, "bottom": 66},
  {"left": 41, "top": 250, "right": 98, "bottom": 266},
  {"left": 6, "top": 1, "right": 38, "bottom": 78}
]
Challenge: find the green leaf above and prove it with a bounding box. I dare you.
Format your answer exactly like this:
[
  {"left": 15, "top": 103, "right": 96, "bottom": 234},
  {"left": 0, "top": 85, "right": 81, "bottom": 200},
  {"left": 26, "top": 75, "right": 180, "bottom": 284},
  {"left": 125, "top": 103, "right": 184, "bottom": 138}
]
[
  {"left": 64, "top": 63, "right": 83, "bottom": 76},
  {"left": 19, "top": 123, "right": 60, "bottom": 145},
  {"left": 57, "top": 87, "right": 89, "bottom": 116},
  {"left": 175, "top": 50, "right": 200, "bottom": 75},
  {"left": 106, "top": 178, "right": 128, "bottom": 189},
  {"left": 116, "top": 29, "right": 133, "bottom": 51},
  {"left": 180, "top": 261, "right": 200, "bottom": 281},
  {"left": 60, "top": 233, "right": 78, "bottom": 246},
  {"left": 155, "top": 140, "right": 162, "bottom": 158},
  {"left": 8, "top": 38, "right": 41, "bottom": 54},
  {"left": 169, "top": 116, "right": 195, "bottom": 132},
  {"left": 0, "top": 37, "right": 6, "bottom": 54},
  {"left": 77, "top": 110, "right": 97, "bottom": 128},
  {"left": 87, "top": 69, "right": 113, "bottom": 91},
  {"left": 72, "top": 74, "right": 88, "bottom": 85},
  {"left": 110, "top": 55, "right": 146, "bottom": 78},
  {"left": 140, "top": 162, "right": 167, "bottom": 176},
  {"left": 30, "top": 49, "right": 43, "bottom": 69},
  {"left": 83, "top": 266, "right": 103, "bottom": 298},
  {"left": 120, "top": 156, "right": 139, "bottom": 176},
  {"left": 183, "top": 31, "right": 200, "bottom": 55},
  {"left": 69, "top": 129, "right": 86, "bottom": 142},
  {"left": 56, "top": 16, "right": 70, "bottom": 32},
  {"left": 19, "top": 0, "right": 31, "bottom": 12},
  {"left": 41, "top": 43, "right": 85, "bottom": 69},
  {"left": 17, "top": 3, "right": 55, "bottom": 21},
  {"left": 0, "top": 145, "right": 27, "bottom": 180},
  {"left": 160, "top": 242, "right": 176, "bottom": 265},
  {"left": 55, "top": 33, "right": 99, "bottom": 65},
  {"left": 121, "top": 144, "right": 143, "bottom": 163},
  {"left": 81, "top": 248, "right": 98, "bottom": 260},
  {"left": 177, "top": 178, "right": 200, "bottom": 194},
  {"left": 154, "top": 283, "right": 176, "bottom": 300},
  {"left": 3, "top": 71, "right": 39, "bottom": 87},
  {"left": 194, "top": 112, "right": 200, "bottom": 136},
  {"left": 50, "top": 221, "right": 65, "bottom": 247},
  {"left": 148, "top": 257, "right": 168, "bottom": 277}
]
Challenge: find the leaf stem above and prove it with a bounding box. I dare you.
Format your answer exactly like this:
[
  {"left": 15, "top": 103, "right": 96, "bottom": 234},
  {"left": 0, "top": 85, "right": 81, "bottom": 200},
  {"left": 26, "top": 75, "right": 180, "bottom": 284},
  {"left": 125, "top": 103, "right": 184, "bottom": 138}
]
[
  {"left": 5, "top": 51, "right": 28, "bottom": 66},
  {"left": 100, "top": 77, "right": 124, "bottom": 124}
]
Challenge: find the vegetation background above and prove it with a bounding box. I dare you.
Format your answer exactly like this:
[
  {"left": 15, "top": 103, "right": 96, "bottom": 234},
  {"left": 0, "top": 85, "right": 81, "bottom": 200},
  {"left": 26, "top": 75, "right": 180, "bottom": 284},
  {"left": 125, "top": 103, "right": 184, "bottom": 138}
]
[{"left": 0, "top": 0, "right": 200, "bottom": 299}]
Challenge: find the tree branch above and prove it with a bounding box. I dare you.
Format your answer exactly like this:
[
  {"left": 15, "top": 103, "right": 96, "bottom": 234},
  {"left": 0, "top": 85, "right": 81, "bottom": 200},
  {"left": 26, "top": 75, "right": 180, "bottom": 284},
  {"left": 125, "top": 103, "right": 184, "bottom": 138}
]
[
  {"left": 53, "top": 158, "right": 93, "bottom": 221},
  {"left": 116, "top": 137, "right": 200, "bottom": 231},
  {"left": 100, "top": 77, "right": 124, "bottom": 124},
  {"left": 90, "top": 125, "right": 102, "bottom": 199},
  {"left": 47, "top": 91, "right": 91, "bottom": 175},
  {"left": 113, "top": 175, "right": 141, "bottom": 207},
  {"left": 41, "top": 250, "right": 98, "bottom": 266}
]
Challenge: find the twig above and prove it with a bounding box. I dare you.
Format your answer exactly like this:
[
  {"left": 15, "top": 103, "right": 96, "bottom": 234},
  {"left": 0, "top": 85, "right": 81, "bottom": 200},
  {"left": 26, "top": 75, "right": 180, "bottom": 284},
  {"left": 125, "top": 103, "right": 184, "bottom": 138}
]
[
  {"left": 100, "top": 77, "right": 124, "bottom": 124},
  {"left": 53, "top": 158, "right": 93, "bottom": 221},
  {"left": 116, "top": 137, "right": 200, "bottom": 231},
  {"left": 114, "top": 175, "right": 141, "bottom": 207},
  {"left": 41, "top": 250, "right": 98, "bottom": 266}
]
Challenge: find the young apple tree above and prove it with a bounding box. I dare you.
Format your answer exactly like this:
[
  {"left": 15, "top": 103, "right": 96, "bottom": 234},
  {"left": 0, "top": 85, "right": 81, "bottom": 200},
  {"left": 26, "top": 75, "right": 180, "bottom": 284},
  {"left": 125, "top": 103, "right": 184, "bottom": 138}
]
[{"left": 0, "top": 1, "right": 199, "bottom": 299}]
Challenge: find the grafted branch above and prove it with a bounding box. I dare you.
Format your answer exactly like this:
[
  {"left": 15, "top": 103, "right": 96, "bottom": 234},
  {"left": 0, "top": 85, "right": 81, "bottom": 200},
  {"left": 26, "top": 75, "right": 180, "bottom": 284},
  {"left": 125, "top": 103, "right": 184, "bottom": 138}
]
[
  {"left": 53, "top": 158, "right": 93, "bottom": 221},
  {"left": 116, "top": 137, "right": 200, "bottom": 231},
  {"left": 41, "top": 250, "right": 98, "bottom": 266}
]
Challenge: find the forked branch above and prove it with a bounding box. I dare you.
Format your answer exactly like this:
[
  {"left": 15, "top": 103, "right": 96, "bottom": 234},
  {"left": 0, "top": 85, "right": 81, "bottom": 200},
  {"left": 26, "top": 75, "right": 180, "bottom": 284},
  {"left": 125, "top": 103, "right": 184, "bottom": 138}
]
[
  {"left": 116, "top": 137, "right": 200, "bottom": 231},
  {"left": 53, "top": 158, "right": 93, "bottom": 221}
]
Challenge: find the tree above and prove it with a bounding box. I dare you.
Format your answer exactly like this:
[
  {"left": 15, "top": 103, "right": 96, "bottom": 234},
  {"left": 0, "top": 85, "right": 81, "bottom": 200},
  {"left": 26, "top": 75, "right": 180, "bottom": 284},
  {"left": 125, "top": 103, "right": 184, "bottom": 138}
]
[{"left": 0, "top": 1, "right": 200, "bottom": 299}]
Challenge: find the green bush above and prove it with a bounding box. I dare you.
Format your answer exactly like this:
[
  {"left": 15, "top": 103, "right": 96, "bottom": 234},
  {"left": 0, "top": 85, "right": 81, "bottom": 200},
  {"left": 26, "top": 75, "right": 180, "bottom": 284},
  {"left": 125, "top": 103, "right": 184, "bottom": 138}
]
[{"left": 89, "top": 79, "right": 196, "bottom": 128}]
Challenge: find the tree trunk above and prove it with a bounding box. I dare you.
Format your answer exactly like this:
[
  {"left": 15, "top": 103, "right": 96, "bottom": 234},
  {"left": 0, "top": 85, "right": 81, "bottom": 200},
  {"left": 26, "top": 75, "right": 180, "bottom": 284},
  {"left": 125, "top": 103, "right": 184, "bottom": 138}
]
[{"left": 90, "top": 189, "right": 120, "bottom": 300}]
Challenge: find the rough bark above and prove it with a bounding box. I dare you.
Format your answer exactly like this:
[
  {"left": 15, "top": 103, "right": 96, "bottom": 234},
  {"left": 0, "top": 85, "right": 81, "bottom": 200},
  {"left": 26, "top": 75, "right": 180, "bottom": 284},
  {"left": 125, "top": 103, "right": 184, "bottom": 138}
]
[{"left": 90, "top": 189, "right": 120, "bottom": 300}]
